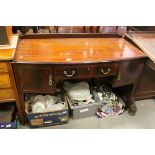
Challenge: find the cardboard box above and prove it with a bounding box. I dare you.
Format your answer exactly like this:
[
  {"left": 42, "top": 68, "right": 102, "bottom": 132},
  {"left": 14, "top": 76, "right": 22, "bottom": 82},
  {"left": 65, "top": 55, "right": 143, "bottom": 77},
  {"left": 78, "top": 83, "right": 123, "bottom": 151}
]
[
  {"left": 0, "top": 103, "right": 17, "bottom": 129},
  {"left": 25, "top": 95, "right": 69, "bottom": 128}
]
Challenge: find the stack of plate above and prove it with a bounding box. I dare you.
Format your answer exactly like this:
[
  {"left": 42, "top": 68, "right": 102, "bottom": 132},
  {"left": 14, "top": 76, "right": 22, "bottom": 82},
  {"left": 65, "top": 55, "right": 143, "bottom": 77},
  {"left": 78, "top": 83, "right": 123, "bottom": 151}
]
[
  {"left": 26, "top": 94, "right": 65, "bottom": 113},
  {"left": 63, "top": 81, "right": 95, "bottom": 107}
]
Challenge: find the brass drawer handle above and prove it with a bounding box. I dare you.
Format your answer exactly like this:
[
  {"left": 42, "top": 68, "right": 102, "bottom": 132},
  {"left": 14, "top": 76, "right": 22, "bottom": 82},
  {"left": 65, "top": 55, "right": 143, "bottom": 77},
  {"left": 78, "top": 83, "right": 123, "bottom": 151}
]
[
  {"left": 63, "top": 70, "right": 76, "bottom": 77},
  {"left": 100, "top": 68, "right": 111, "bottom": 74},
  {"left": 49, "top": 74, "right": 53, "bottom": 86}
]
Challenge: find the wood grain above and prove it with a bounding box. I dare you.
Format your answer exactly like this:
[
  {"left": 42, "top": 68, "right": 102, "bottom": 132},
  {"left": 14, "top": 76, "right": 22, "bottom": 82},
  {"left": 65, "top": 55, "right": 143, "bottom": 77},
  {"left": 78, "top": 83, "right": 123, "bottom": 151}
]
[
  {"left": 0, "top": 74, "right": 11, "bottom": 88},
  {"left": 0, "top": 35, "right": 19, "bottom": 61},
  {"left": 0, "top": 62, "right": 8, "bottom": 72},
  {"left": 7, "top": 62, "right": 24, "bottom": 123},
  {"left": 0, "top": 49, "right": 15, "bottom": 60},
  {"left": 0, "top": 88, "right": 15, "bottom": 103},
  {"left": 126, "top": 32, "right": 155, "bottom": 63},
  {"left": 135, "top": 62, "right": 155, "bottom": 100},
  {"left": 15, "top": 38, "right": 146, "bottom": 63}
]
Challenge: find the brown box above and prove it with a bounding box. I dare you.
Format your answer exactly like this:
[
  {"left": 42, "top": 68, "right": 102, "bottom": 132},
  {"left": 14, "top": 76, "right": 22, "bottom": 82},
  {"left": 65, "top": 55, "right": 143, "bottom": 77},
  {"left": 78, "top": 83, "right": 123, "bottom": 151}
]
[{"left": 25, "top": 94, "right": 69, "bottom": 128}]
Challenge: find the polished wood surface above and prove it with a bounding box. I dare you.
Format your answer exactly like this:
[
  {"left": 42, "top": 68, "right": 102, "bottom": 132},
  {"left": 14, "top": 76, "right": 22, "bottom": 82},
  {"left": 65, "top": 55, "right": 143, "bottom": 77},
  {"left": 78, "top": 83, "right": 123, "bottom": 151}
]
[
  {"left": 112, "top": 60, "right": 144, "bottom": 87},
  {"left": 55, "top": 63, "right": 118, "bottom": 80},
  {"left": 0, "top": 35, "right": 19, "bottom": 61},
  {"left": 0, "top": 49, "right": 15, "bottom": 60},
  {"left": 0, "top": 88, "right": 15, "bottom": 103},
  {"left": 14, "top": 65, "right": 55, "bottom": 93},
  {"left": 0, "top": 62, "right": 8, "bottom": 72},
  {"left": 57, "top": 26, "right": 85, "bottom": 33},
  {"left": 0, "top": 63, "right": 15, "bottom": 102},
  {"left": 0, "top": 74, "right": 11, "bottom": 88},
  {"left": 15, "top": 38, "right": 146, "bottom": 63},
  {"left": 7, "top": 62, "right": 24, "bottom": 123},
  {"left": 135, "top": 61, "right": 155, "bottom": 100},
  {"left": 126, "top": 32, "right": 155, "bottom": 63}
]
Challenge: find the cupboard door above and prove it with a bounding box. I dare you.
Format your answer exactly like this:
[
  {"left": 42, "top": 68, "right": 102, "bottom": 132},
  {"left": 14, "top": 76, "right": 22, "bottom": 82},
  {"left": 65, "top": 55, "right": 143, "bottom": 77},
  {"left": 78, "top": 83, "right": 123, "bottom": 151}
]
[
  {"left": 135, "top": 64, "right": 155, "bottom": 100},
  {"left": 15, "top": 65, "right": 55, "bottom": 92},
  {"left": 112, "top": 60, "right": 143, "bottom": 87}
]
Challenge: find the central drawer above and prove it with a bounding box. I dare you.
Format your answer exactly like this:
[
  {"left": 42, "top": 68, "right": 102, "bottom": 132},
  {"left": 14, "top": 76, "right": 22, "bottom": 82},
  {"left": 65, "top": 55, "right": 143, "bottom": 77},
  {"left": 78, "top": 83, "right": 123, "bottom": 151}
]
[
  {"left": 55, "top": 63, "right": 118, "bottom": 80},
  {"left": 55, "top": 65, "right": 93, "bottom": 80}
]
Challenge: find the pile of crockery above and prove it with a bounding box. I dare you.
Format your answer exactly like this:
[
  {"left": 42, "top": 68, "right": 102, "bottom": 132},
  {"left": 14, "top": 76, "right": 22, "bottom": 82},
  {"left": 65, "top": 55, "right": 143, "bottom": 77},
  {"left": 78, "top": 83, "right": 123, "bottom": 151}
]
[
  {"left": 26, "top": 94, "right": 65, "bottom": 113},
  {"left": 96, "top": 84, "right": 124, "bottom": 118}
]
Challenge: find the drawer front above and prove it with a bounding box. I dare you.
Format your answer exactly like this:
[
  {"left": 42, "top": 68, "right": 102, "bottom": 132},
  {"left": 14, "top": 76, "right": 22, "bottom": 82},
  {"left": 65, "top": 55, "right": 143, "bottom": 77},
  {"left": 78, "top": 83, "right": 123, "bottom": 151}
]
[
  {"left": 0, "top": 74, "right": 11, "bottom": 89},
  {"left": 55, "top": 65, "right": 93, "bottom": 80},
  {"left": 112, "top": 60, "right": 143, "bottom": 87},
  {"left": 0, "top": 62, "right": 8, "bottom": 73},
  {"left": 135, "top": 64, "right": 155, "bottom": 100},
  {"left": 94, "top": 64, "right": 118, "bottom": 77},
  {"left": 15, "top": 66, "right": 55, "bottom": 92},
  {"left": 0, "top": 88, "right": 15, "bottom": 102}
]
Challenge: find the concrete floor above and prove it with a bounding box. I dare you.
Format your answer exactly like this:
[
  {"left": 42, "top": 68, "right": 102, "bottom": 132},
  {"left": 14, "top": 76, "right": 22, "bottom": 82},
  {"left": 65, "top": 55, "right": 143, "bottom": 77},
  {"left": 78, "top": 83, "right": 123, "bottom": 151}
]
[{"left": 20, "top": 99, "right": 155, "bottom": 129}]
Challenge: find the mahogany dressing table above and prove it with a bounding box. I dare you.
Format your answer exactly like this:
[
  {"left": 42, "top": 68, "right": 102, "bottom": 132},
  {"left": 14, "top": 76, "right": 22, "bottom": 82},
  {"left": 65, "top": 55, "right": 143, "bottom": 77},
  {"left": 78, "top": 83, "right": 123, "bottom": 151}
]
[{"left": 12, "top": 34, "right": 147, "bottom": 123}]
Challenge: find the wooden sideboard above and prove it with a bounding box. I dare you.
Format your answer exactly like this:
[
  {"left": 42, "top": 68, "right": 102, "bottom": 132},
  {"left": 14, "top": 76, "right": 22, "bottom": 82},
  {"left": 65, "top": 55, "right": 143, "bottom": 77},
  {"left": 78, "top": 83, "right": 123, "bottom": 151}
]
[
  {"left": 135, "top": 60, "right": 155, "bottom": 100},
  {"left": 125, "top": 32, "right": 155, "bottom": 100},
  {"left": 12, "top": 34, "right": 147, "bottom": 123},
  {"left": 0, "top": 35, "right": 23, "bottom": 123}
]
